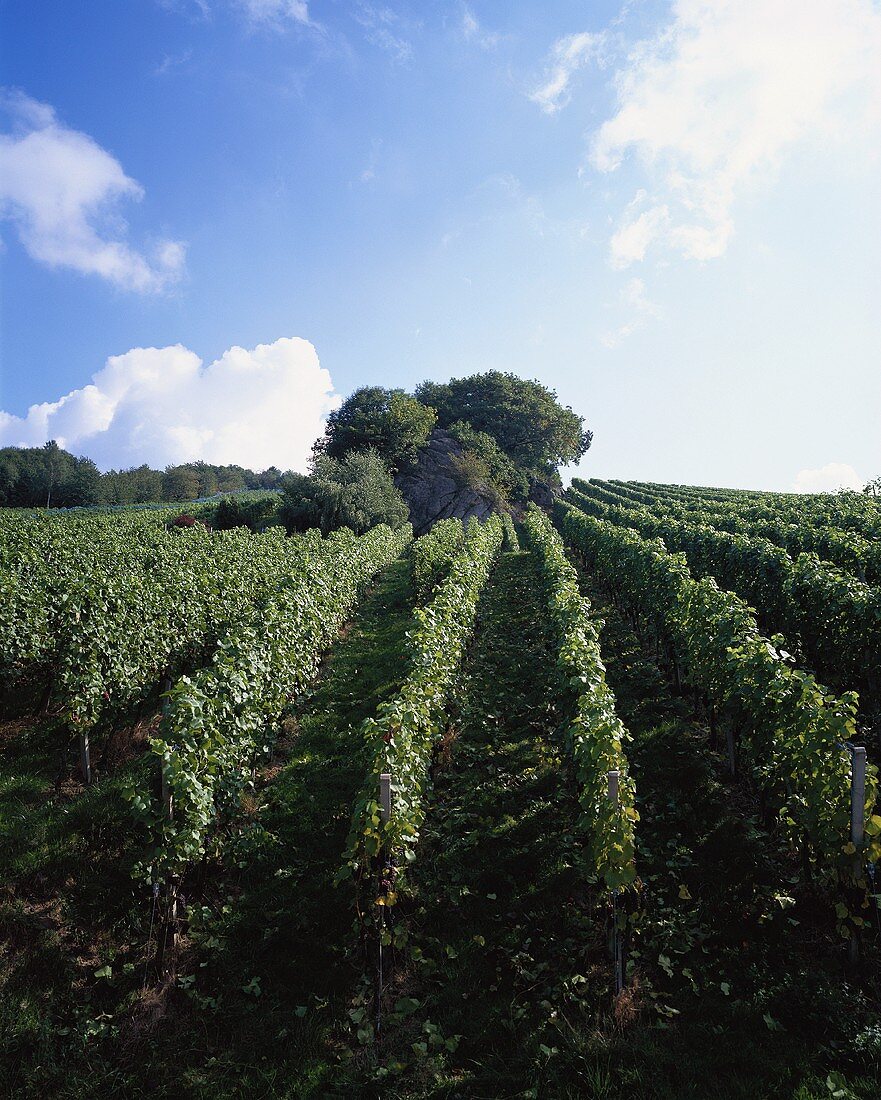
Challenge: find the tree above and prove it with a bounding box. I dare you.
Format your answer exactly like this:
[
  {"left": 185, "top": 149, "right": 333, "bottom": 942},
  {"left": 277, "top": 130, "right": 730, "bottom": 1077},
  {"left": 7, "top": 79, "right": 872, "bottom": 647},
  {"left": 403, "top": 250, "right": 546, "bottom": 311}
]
[
  {"left": 316, "top": 387, "right": 436, "bottom": 472},
  {"left": 279, "top": 449, "right": 409, "bottom": 535},
  {"left": 863, "top": 476, "right": 881, "bottom": 497},
  {"left": 162, "top": 466, "right": 201, "bottom": 503},
  {"left": 61, "top": 457, "right": 102, "bottom": 506},
  {"left": 415, "top": 372, "right": 591, "bottom": 478}
]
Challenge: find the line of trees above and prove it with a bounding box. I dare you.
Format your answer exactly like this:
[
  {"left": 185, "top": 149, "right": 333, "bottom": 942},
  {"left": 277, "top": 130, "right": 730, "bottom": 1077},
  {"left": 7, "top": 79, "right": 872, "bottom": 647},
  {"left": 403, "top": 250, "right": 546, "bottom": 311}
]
[{"left": 0, "top": 442, "right": 287, "bottom": 509}]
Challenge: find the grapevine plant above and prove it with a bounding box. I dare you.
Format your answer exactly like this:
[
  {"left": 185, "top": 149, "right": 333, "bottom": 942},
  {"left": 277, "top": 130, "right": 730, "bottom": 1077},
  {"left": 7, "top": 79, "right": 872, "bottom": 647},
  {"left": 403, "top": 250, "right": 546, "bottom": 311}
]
[
  {"left": 130, "top": 522, "right": 411, "bottom": 884},
  {"left": 556, "top": 501, "right": 881, "bottom": 925},
  {"left": 567, "top": 482, "right": 881, "bottom": 708},
  {"left": 522, "top": 506, "right": 637, "bottom": 892},
  {"left": 410, "top": 518, "right": 464, "bottom": 602},
  {"left": 341, "top": 514, "right": 504, "bottom": 901}
]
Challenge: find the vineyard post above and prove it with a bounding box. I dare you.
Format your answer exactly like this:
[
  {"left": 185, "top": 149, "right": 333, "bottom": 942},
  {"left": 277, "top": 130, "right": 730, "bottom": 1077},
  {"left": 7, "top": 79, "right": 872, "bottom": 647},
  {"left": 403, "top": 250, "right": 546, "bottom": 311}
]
[
  {"left": 79, "top": 731, "right": 92, "bottom": 785},
  {"left": 851, "top": 746, "right": 866, "bottom": 849},
  {"left": 607, "top": 769, "right": 625, "bottom": 997},
  {"left": 377, "top": 772, "right": 392, "bottom": 1038},
  {"left": 726, "top": 724, "right": 737, "bottom": 778},
  {"left": 161, "top": 677, "right": 173, "bottom": 822},
  {"left": 379, "top": 773, "right": 392, "bottom": 826},
  {"left": 849, "top": 746, "right": 866, "bottom": 966}
]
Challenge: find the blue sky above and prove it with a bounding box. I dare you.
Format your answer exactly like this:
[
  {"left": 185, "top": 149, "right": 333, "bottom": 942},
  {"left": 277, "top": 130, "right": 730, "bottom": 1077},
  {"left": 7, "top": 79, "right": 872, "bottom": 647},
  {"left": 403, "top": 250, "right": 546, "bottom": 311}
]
[{"left": 1, "top": 0, "right": 880, "bottom": 489}]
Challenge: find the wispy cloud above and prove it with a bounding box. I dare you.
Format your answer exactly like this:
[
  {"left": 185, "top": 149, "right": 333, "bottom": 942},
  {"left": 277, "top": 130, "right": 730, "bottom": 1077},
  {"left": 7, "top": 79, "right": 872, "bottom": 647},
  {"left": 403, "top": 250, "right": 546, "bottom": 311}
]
[
  {"left": 461, "top": 5, "right": 499, "bottom": 50},
  {"left": 0, "top": 89, "right": 186, "bottom": 292},
  {"left": 235, "top": 0, "right": 312, "bottom": 28},
  {"left": 591, "top": 0, "right": 881, "bottom": 266},
  {"left": 354, "top": 4, "right": 413, "bottom": 63},
  {"left": 529, "top": 31, "right": 605, "bottom": 114},
  {"left": 154, "top": 48, "right": 194, "bottom": 76},
  {"left": 600, "top": 277, "right": 662, "bottom": 348}
]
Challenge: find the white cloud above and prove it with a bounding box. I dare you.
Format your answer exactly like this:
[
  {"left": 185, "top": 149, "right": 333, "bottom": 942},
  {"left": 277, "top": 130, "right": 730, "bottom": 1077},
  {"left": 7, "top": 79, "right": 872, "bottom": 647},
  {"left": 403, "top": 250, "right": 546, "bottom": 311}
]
[
  {"left": 530, "top": 31, "right": 605, "bottom": 114},
  {"left": 601, "top": 276, "right": 662, "bottom": 347},
  {"left": 591, "top": 0, "right": 881, "bottom": 266},
  {"left": 0, "top": 337, "right": 340, "bottom": 472},
  {"left": 792, "top": 462, "right": 864, "bottom": 493},
  {"left": 0, "top": 90, "right": 185, "bottom": 292},
  {"left": 609, "top": 200, "right": 670, "bottom": 269},
  {"left": 236, "top": 0, "right": 311, "bottom": 26}
]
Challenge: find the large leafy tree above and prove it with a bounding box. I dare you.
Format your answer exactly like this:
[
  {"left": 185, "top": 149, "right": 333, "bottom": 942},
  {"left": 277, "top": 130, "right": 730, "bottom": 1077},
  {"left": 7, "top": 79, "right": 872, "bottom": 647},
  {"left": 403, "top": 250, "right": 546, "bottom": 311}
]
[
  {"left": 415, "top": 371, "right": 591, "bottom": 478},
  {"left": 316, "top": 386, "right": 436, "bottom": 472}
]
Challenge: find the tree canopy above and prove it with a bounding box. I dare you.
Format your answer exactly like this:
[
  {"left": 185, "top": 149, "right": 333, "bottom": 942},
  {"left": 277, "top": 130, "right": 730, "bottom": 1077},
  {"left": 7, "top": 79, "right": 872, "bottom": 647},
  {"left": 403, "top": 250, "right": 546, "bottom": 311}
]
[
  {"left": 414, "top": 371, "right": 591, "bottom": 478},
  {"left": 316, "top": 387, "right": 436, "bottom": 473}
]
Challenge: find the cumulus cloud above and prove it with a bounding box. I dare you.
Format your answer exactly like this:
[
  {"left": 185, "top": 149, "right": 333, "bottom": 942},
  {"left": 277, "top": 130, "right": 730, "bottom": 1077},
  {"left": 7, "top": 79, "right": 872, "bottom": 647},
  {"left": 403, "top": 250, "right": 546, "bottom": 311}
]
[
  {"left": 792, "top": 462, "right": 864, "bottom": 493},
  {"left": 0, "top": 337, "right": 340, "bottom": 472},
  {"left": 530, "top": 32, "right": 605, "bottom": 114},
  {"left": 0, "top": 90, "right": 186, "bottom": 292},
  {"left": 590, "top": 0, "right": 881, "bottom": 266},
  {"left": 600, "top": 276, "right": 662, "bottom": 348}
]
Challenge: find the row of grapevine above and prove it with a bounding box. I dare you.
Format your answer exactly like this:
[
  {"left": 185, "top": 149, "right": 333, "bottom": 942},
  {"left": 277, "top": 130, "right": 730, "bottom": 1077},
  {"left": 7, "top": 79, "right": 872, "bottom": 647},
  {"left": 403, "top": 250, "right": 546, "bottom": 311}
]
[
  {"left": 522, "top": 507, "right": 636, "bottom": 891},
  {"left": 410, "top": 518, "right": 465, "bottom": 601},
  {"left": 133, "top": 522, "right": 412, "bottom": 884},
  {"left": 0, "top": 510, "right": 187, "bottom": 692},
  {"left": 556, "top": 501, "right": 881, "bottom": 924},
  {"left": 566, "top": 483, "right": 881, "bottom": 707},
  {"left": 341, "top": 515, "right": 504, "bottom": 897},
  {"left": 589, "top": 479, "right": 881, "bottom": 582},
  {"left": 594, "top": 478, "right": 881, "bottom": 540}
]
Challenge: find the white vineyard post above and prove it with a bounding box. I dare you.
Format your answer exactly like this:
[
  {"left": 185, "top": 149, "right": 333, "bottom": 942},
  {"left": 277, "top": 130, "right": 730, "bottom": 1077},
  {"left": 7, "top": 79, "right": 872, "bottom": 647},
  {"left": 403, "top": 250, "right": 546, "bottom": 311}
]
[
  {"left": 849, "top": 746, "right": 867, "bottom": 966},
  {"left": 607, "top": 769, "right": 625, "bottom": 997}
]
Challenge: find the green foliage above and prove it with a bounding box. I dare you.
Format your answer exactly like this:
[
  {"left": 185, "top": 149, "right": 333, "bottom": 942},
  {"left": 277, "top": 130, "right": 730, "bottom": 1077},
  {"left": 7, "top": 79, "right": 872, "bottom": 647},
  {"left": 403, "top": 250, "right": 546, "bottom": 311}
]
[
  {"left": 446, "top": 421, "right": 528, "bottom": 502},
  {"left": 0, "top": 506, "right": 210, "bottom": 695},
  {"left": 569, "top": 479, "right": 881, "bottom": 709},
  {"left": 342, "top": 515, "right": 503, "bottom": 892},
  {"left": 316, "top": 387, "right": 436, "bottom": 472},
  {"left": 0, "top": 443, "right": 289, "bottom": 509},
  {"left": 523, "top": 506, "right": 637, "bottom": 891},
  {"left": 501, "top": 512, "right": 520, "bottom": 552},
  {"left": 415, "top": 371, "right": 591, "bottom": 477},
  {"left": 0, "top": 442, "right": 102, "bottom": 508},
  {"left": 213, "top": 493, "right": 280, "bottom": 532},
  {"left": 556, "top": 500, "right": 881, "bottom": 911},
  {"left": 279, "top": 450, "right": 409, "bottom": 535},
  {"left": 410, "top": 519, "right": 464, "bottom": 602},
  {"left": 135, "top": 522, "right": 411, "bottom": 882}
]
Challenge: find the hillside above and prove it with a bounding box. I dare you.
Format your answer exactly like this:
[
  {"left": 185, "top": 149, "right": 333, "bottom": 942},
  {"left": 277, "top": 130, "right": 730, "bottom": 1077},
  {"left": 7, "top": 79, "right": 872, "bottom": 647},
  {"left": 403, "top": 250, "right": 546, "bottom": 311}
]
[{"left": 0, "top": 485, "right": 880, "bottom": 1098}]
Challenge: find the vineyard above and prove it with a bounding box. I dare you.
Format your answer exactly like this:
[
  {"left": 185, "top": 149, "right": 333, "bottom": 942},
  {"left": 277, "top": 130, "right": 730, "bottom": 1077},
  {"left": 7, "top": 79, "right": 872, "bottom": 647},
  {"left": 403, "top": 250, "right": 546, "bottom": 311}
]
[{"left": 2, "top": 489, "right": 881, "bottom": 1099}]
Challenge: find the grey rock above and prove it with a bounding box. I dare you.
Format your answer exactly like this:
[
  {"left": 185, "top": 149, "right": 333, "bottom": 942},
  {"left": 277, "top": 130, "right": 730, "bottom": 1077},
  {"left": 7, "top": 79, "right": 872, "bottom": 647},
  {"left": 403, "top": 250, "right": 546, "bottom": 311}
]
[
  {"left": 395, "top": 428, "right": 499, "bottom": 534},
  {"left": 528, "top": 478, "right": 561, "bottom": 510}
]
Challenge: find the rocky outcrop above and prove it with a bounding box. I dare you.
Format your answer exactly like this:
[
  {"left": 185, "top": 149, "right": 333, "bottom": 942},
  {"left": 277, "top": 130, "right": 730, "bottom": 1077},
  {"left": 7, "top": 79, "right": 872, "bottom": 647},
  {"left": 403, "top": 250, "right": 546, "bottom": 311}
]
[
  {"left": 395, "top": 429, "right": 498, "bottom": 535},
  {"left": 527, "top": 477, "right": 561, "bottom": 510}
]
